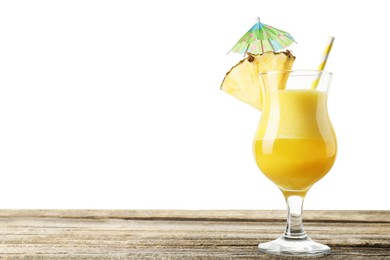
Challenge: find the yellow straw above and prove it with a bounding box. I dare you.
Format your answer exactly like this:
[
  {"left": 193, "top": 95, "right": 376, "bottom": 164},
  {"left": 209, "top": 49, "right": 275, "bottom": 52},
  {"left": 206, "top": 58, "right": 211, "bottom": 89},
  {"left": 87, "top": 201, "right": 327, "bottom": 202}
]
[{"left": 311, "top": 36, "right": 335, "bottom": 89}]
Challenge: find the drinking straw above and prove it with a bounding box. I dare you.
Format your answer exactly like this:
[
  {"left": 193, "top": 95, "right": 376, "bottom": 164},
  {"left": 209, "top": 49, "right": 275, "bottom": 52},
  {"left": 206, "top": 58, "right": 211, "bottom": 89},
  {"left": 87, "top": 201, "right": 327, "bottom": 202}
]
[{"left": 311, "top": 36, "right": 335, "bottom": 89}]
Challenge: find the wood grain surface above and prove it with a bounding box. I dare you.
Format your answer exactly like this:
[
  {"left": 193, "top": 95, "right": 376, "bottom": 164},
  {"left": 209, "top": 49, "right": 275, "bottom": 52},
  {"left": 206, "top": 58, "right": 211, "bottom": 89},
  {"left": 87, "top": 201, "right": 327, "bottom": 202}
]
[{"left": 0, "top": 210, "right": 388, "bottom": 259}]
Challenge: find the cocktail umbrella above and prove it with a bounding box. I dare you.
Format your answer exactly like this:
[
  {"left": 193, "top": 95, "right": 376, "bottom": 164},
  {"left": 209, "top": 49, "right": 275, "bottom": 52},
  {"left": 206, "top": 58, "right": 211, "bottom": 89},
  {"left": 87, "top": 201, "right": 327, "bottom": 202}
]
[{"left": 228, "top": 17, "right": 295, "bottom": 56}]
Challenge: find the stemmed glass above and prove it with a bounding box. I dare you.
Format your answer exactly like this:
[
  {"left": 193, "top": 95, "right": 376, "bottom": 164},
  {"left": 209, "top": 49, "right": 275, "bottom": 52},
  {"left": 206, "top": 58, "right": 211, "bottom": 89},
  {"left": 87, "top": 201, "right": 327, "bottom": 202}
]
[{"left": 253, "top": 70, "right": 336, "bottom": 256}]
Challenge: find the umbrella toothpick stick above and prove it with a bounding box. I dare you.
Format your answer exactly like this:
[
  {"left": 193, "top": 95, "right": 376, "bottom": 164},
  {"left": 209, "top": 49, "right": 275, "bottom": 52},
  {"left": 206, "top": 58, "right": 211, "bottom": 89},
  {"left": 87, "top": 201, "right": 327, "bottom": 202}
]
[{"left": 228, "top": 17, "right": 295, "bottom": 56}]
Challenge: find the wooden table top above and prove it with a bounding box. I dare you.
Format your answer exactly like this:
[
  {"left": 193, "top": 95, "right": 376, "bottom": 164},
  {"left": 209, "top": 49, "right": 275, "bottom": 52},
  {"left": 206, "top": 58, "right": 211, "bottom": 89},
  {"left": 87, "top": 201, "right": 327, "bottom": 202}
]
[{"left": 0, "top": 210, "right": 389, "bottom": 259}]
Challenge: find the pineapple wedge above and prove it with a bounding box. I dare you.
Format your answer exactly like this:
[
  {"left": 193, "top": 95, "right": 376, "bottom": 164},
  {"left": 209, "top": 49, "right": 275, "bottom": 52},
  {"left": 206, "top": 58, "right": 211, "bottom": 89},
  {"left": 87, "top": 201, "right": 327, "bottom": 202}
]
[{"left": 220, "top": 51, "right": 295, "bottom": 110}]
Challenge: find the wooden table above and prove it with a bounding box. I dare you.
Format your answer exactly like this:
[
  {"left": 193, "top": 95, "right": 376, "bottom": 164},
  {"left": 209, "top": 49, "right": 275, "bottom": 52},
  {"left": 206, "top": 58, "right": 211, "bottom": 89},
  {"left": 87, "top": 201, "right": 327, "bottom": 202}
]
[{"left": 0, "top": 210, "right": 389, "bottom": 259}]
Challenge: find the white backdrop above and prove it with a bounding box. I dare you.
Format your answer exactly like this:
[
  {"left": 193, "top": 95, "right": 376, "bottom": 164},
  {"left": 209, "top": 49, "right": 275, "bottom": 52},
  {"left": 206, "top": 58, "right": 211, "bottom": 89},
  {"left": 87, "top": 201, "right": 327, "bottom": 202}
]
[{"left": 0, "top": 0, "right": 389, "bottom": 209}]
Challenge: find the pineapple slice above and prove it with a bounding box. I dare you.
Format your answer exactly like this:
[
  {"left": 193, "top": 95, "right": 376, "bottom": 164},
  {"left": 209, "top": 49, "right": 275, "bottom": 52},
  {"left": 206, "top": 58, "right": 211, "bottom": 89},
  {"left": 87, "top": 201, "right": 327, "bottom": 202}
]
[{"left": 220, "top": 51, "right": 295, "bottom": 110}]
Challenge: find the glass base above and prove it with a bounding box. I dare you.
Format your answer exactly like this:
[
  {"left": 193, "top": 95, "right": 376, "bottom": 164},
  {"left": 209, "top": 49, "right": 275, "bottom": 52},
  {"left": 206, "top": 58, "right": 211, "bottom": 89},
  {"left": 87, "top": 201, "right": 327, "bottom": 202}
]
[{"left": 258, "top": 235, "right": 330, "bottom": 257}]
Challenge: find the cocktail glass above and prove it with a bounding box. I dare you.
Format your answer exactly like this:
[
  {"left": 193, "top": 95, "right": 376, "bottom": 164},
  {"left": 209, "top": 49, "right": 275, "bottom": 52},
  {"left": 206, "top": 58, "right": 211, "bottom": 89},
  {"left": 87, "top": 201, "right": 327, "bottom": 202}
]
[{"left": 253, "top": 70, "right": 336, "bottom": 256}]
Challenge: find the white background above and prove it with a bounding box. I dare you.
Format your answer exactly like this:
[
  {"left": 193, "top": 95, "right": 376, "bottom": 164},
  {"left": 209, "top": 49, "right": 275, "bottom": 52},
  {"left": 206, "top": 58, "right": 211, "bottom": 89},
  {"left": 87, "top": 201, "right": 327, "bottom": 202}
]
[{"left": 0, "top": 0, "right": 389, "bottom": 209}]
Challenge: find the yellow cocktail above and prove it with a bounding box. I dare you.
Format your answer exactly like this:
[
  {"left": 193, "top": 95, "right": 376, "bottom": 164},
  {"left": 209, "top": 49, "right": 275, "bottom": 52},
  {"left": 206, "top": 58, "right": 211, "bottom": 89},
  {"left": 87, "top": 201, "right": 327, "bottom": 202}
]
[
  {"left": 254, "top": 70, "right": 336, "bottom": 256},
  {"left": 253, "top": 89, "right": 336, "bottom": 196},
  {"left": 220, "top": 49, "right": 336, "bottom": 255}
]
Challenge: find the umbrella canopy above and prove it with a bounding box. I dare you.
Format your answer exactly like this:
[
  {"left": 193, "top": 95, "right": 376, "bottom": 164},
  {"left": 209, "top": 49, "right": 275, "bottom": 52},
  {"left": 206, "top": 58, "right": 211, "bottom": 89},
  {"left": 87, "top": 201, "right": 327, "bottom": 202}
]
[{"left": 228, "top": 18, "right": 295, "bottom": 56}]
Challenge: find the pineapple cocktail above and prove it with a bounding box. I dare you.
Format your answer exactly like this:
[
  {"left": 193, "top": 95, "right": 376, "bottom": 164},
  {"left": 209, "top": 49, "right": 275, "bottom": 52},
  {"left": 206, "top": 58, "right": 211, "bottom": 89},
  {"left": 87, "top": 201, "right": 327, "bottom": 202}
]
[
  {"left": 253, "top": 86, "right": 336, "bottom": 197},
  {"left": 221, "top": 51, "right": 336, "bottom": 256}
]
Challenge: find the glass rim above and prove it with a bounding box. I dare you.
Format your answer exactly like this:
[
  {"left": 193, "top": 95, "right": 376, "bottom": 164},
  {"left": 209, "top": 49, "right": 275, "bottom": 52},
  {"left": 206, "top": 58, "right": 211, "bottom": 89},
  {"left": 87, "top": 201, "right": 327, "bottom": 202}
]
[{"left": 259, "top": 70, "right": 333, "bottom": 77}]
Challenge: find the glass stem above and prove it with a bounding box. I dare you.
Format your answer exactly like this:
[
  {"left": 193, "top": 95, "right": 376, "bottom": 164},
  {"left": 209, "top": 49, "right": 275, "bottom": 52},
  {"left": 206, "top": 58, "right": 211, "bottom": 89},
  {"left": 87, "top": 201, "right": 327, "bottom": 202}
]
[{"left": 283, "top": 195, "right": 307, "bottom": 239}]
